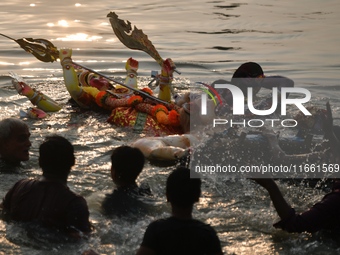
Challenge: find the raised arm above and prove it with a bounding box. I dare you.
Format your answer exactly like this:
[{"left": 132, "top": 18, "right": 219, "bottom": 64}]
[{"left": 253, "top": 179, "right": 293, "bottom": 220}]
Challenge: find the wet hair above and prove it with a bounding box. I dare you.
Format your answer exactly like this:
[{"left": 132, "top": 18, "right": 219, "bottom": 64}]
[
  {"left": 232, "top": 62, "right": 264, "bottom": 79},
  {"left": 39, "top": 135, "right": 75, "bottom": 178},
  {"left": 231, "top": 62, "right": 264, "bottom": 94},
  {"left": 110, "top": 146, "right": 145, "bottom": 184},
  {"left": 166, "top": 166, "right": 201, "bottom": 207},
  {"left": 0, "top": 118, "right": 28, "bottom": 143}
]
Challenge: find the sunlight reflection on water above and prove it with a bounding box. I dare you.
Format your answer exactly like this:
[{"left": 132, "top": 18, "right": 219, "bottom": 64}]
[{"left": 1, "top": 0, "right": 340, "bottom": 254}]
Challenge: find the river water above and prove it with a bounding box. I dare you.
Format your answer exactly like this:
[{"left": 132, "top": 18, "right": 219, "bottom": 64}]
[{"left": 1, "top": 0, "right": 340, "bottom": 254}]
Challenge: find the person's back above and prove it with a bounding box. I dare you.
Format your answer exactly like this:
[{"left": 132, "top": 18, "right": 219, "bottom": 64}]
[
  {"left": 102, "top": 182, "right": 152, "bottom": 218},
  {"left": 102, "top": 146, "right": 153, "bottom": 218},
  {"left": 2, "top": 178, "right": 90, "bottom": 233},
  {"left": 141, "top": 216, "right": 221, "bottom": 255},
  {"left": 137, "top": 167, "right": 223, "bottom": 255},
  {"left": 1, "top": 135, "right": 91, "bottom": 236}
]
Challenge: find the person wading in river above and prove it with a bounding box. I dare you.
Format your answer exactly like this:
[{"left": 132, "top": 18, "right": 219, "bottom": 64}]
[
  {"left": 0, "top": 118, "right": 31, "bottom": 170},
  {"left": 1, "top": 135, "right": 92, "bottom": 238},
  {"left": 136, "top": 166, "right": 223, "bottom": 255},
  {"left": 254, "top": 102, "right": 340, "bottom": 233}
]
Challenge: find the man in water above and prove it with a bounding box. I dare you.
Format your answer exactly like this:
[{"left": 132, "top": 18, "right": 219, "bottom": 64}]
[
  {"left": 255, "top": 102, "right": 340, "bottom": 233},
  {"left": 213, "top": 62, "right": 294, "bottom": 114},
  {"left": 136, "top": 167, "right": 223, "bottom": 255},
  {"left": 0, "top": 118, "right": 31, "bottom": 169},
  {"left": 101, "top": 145, "right": 152, "bottom": 218},
  {"left": 1, "top": 135, "right": 92, "bottom": 237}
]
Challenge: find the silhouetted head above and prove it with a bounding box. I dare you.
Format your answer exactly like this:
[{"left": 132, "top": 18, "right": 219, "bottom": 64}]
[
  {"left": 166, "top": 167, "right": 201, "bottom": 207},
  {"left": 232, "top": 62, "right": 264, "bottom": 79},
  {"left": 110, "top": 146, "right": 145, "bottom": 186},
  {"left": 0, "top": 118, "right": 31, "bottom": 165},
  {"left": 39, "top": 135, "right": 75, "bottom": 180},
  {"left": 231, "top": 62, "right": 264, "bottom": 94}
]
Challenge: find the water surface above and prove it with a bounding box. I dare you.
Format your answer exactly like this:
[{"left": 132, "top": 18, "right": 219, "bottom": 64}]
[{"left": 1, "top": 0, "right": 340, "bottom": 254}]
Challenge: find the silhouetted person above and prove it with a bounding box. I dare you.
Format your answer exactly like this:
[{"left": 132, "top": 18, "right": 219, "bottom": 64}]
[
  {"left": 255, "top": 102, "right": 340, "bottom": 233},
  {"left": 1, "top": 135, "right": 92, "bottom": 238},
  {"left": 212, "top": 62, "right": 294, "bottom": 113},
  {"left": 136, "top": 167, "right": 223, "bottom": 255},
  {"left": 101, "top": 146, "right": 152, "bottom": 217}
]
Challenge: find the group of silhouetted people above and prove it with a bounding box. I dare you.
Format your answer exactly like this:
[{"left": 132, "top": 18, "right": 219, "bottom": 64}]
[
  {"left": 1, "top": 84, "right": 340, "bottom": 253},
  {"left": 0, "top": 117, "right": 224, "bottom": 254}
]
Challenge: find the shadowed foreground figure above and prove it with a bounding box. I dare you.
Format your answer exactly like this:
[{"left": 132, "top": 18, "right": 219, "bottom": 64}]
[
  {"left": 136, "top": 167, "right": 223, "bottom": 255},
  {"left": 0, "top": 118, "right": 31, "bottom": 169},
  {"left": 1, "top": 135, "right": 92, "bottom": 238},
  {"left": 255, "top": 102, "right": 340, "bottom": 233}
]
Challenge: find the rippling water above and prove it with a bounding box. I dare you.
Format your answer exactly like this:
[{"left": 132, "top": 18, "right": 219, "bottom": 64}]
[{"left": 1, "top": 0, "right": 340, "bottom": 254}]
